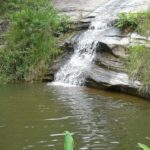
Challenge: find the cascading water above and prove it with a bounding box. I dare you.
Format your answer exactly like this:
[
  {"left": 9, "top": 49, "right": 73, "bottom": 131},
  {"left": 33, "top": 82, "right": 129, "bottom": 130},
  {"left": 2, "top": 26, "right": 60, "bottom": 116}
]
[
  {"left": 53, "top": 15, "right": 111, "bottom": 86},
  {"left": 54, "top": 37, "right": 98, "bottom": 86},
  {"left": 52, "top": 0, "right": 142, "bottom": 86},
  {"left": 53, "top": 30, "right": 100, "bottom": 86}
]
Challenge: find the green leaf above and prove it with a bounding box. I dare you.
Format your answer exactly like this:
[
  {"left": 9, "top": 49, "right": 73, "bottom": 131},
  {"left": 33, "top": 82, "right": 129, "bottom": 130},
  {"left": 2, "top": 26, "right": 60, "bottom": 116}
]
[
  {"left": 64, "top": 131, "right": 74, "bottom": 150},
  {"left": 138, "top": 143, "right": 150, "bottom": 150}
]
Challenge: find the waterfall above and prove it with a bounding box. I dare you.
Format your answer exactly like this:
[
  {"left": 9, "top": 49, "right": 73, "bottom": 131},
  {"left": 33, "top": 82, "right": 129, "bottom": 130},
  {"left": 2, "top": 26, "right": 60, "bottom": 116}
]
[
  {"left": 52, "top": 0, "right": 140, "bottom": 86},
  {"left": 53, "top": 29, "right": 104, "bottom": 86},
  {"left": 54, "top": 40, "right": 98, "bottom": 86}
]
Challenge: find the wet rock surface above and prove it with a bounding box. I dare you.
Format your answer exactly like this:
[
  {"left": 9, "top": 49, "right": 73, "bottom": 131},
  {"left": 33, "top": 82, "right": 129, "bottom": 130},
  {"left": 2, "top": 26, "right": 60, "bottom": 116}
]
[
  {"left": 45, "top": 36, "right": 148, "bottom": 98},
  {"left": 85, "top": 43, "right": 141, "bottom": 96},
  {"left": 45, "top": 30, "right": 150, "bottom": 99},
  {"left": 53, "top": 0, "right": 107, "bottom": 21},
  {"left": 48, "top": 0, "right": 150, "bottom": 99},
  {"left": 53, "top": 0, "right": 150, "bottom": 21}
]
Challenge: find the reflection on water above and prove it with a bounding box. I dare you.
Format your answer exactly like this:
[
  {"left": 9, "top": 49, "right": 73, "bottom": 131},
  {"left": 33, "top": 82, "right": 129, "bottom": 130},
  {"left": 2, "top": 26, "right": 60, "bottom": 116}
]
[{"left": 0, "top": 83, "right": 150, "bottom": 150}]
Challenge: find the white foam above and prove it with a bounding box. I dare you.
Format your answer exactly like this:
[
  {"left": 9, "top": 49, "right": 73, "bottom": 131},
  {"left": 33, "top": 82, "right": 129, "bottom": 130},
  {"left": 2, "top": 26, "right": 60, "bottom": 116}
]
[{"left": 47, "top": 82, "right": 77, "bottom": 87}]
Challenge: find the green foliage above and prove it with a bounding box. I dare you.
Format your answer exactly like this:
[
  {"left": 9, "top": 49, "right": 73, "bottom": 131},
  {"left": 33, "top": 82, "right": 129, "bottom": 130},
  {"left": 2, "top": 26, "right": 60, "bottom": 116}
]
[
  {"left": 115, "top": 12, "right": 139, "bottom": 31},
  {"left": 118, "top": 11, "right": 150, "bottom": 92},
  {"left": 0, "top": 0, "right": 52, "bottom": 17},
  {"left": 0, "top": 0, "right": 16, "bottom": 17},
  {"left": 137, "top": 11, "right": 150, "bottom": 37},
  {"left": 64, "top": 131, "right": 74, "bottom": 150},
  {"left": 0, "top": 0, "right": 69, "bottom": 83},
  {"left": 126, "top": 45, "right": 150, "bottom": 92},
  {"left": 115, "top": 11, "right": 150, "bottom": 36},
  {"left": 138, "top": 143, "right": 150, "bottom": 150}
]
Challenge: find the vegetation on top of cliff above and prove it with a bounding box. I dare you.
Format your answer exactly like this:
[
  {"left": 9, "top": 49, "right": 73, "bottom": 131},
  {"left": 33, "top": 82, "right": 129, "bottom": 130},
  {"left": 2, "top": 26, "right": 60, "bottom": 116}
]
[
  {"left": 115, "top": 11, "right": 150, "bottom": 36},
  {"left": 0, "top": 0, "right": 69, "bottom": 83},
  {"left": 137, "top": 11, "right": 150, "bottom": 37},
  {"left": 116, "top": 11, "right": 150, "bottom": 92},
  {"left": 115, "top": 12, "right": 139, "bottom": 31},
  {"left": 126, "top": 46, "right": 150, "bottom": 92}
]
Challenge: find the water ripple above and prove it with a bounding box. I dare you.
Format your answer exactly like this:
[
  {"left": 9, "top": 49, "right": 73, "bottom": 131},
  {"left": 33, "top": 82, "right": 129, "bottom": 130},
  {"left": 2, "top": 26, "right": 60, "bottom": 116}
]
[{"left": 44, "top": 116, "right": 74, "bottom": 121}]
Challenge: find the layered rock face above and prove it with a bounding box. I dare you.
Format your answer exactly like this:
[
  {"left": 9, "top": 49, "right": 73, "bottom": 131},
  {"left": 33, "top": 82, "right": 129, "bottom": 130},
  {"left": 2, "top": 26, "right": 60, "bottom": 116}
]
[
  {"left": 48, "top": 0, "right": 150, "bottom": 99},
  {"left": 45, "top": 30, "right": 150, "bottom": 99},
  {"left": 53, "top": 0, "right": 149, "bottom": 21}
]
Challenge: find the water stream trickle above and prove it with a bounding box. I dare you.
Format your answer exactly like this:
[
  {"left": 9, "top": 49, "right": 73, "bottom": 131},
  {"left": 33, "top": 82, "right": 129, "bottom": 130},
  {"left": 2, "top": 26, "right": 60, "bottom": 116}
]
[
  {"left": 53, "top": 24, "right": 105, "bottom": 86},
  {"left": 54, "top": 39, "right": 98, "bottom": 86}
]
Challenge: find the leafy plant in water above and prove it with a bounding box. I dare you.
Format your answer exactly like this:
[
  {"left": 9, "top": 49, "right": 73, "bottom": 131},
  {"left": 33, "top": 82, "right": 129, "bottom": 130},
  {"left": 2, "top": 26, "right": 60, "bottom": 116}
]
[
  {"left": 64, "top": 131, "right": 74, "bottom": 150},
  {"left": 138, "top": 143, "right": 150, "bottom": 150}
]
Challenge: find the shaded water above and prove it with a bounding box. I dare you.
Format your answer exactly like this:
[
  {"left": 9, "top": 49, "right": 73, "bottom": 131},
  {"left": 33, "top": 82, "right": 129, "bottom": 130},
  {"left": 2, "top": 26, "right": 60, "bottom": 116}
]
[{"left": 0, "top": 83, "right": 150, "bottom": 150}]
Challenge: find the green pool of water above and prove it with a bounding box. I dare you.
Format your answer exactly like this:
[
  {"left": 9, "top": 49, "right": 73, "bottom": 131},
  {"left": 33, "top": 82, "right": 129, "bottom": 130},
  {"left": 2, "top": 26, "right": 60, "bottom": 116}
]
[{"left": 0, "top": 83, "right": 150, "bottom": 150}]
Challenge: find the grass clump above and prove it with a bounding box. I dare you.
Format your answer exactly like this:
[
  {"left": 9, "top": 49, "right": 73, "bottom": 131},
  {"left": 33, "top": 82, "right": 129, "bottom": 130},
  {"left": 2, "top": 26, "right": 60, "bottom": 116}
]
[
  {"left": 0, "top": 0, "right": 69, "bottom": 83},
  {"left": 115, "top": 12, "right": 139, "bottom": 31},
  {"left": 126, "top": 45, "right": 150, "bottom": 92},
  {"left": 137, "top": 11, "right": 150, "bottom": 37},
  {"left": 115, "top": 11, "right": 150, "bottom": 36}
]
